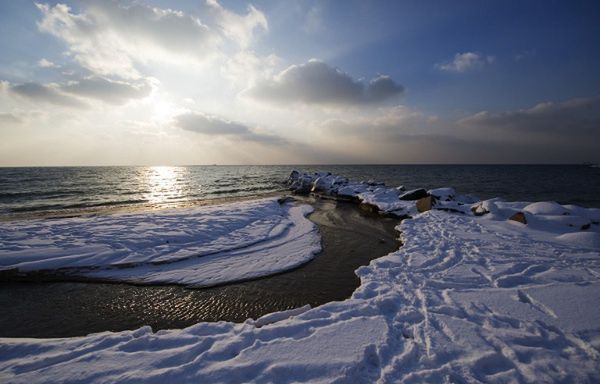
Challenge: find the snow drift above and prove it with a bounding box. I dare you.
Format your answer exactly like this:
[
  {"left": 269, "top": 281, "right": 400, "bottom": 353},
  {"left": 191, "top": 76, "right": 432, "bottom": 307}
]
[{"left": 0, "top": 198, "right": 321, "bottom": 287}]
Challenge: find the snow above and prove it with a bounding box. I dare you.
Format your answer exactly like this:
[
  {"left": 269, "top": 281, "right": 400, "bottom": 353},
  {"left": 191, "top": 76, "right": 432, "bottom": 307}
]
[
  {"left": 254, "top": 304, "right": 311, "bottom": 327},
  {"left": 428, "top": 187, "right": 455, "bottom": 201},
  {"left": 1, "top": 171, "right": 599, "bottom": 383},
  {"left": 0, "top": 198, "right": 321, "bottom": 287},
  {"left": 523, "top": 201, "right": 570, "bottom": 215}
]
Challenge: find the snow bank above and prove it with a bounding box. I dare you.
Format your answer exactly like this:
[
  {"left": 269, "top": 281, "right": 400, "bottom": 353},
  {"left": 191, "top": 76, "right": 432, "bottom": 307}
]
[
  {"left": 1, "top": 171, "right": 599, "bottom": 383},
  {"left": 0, "top": 198, "right": 321, "bottom": 287}
]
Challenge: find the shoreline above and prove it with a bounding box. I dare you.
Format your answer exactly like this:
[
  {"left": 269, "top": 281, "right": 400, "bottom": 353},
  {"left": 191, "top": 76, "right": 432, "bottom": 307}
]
[
  {"left": 0, "top": 196, "right": 401, "bottom": 338},
  {"left": 0, "top": 190, "right": 287, "bottom": 222}
]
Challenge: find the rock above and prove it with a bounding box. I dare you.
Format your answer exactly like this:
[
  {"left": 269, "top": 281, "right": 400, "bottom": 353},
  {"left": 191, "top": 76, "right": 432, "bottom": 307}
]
[
  {"left": 509, "top": 212, "right": 527, "bottom": 224},
  {"left": 359, "top": 202, "right": 380, "bottom": 214},
  {"left": 416, "top": 196, "right": 434, "bottom": 213},
  {"left": 277, "top": 196, "right": 295, "bottom": 205},
  {"left": 363, "top": 180, "right": 385, "bottom": 187},
  {"left": 310, "top": 177, "right": 329, "bottom": 193},
  {"left": 523, "top": 201, "right": 568, "bottom": 216},
  {"left": 581, "top": 223, "right": 591, "bottom": 230},
  {"left": 287, "top": 170, "right": 300, "bottom": 184},
  {"left": 471, "top": 203, "right": 489, "bottom": 216},
  {"left": 290, "top": 175, "right": 313, "bottom": 194},
  {"left": 386, "top": 210, "right": 410, "bottom": 219},
  {"left": 396, "top": 185, "right": 406, "bottom": 191},
  {"left": 455, "top": 194, "right": 479, "bottom": 204},
  {"left": 428, "top": 187, "right": 455, "bottom": 201},
  {"left": 399, "top": 188, "right": 428, "bottom": 201}
]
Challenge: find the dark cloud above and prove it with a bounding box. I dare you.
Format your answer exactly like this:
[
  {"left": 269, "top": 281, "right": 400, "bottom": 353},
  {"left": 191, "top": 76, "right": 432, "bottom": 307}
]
[
  {"left": 9, "top": 82, "right": 87, "bottom": 108},
  {"left": 177, "top": 113, "right": 250, "bottom": 135},
  {"left": 318, "top": 97, "right": 600, "bottom": 163},
  {"left": 175, "top": 112, "right": 286, "bottom": 144},
  {"left": 246, "top": 59, "right": 403, "bottom": 106},
  {"left": 7, "top": 77, "right": 153, "bottom": 107},
  {"left": 459, "top": 96, "right": 600, "bottom": 137},
  {"left": 61, "top": 77, "right": 153, "bottom": 104}
]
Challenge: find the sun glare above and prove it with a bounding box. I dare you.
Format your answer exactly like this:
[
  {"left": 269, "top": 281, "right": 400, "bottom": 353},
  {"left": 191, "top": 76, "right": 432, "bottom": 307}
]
[{"left": 144, "top": 166, "right": 186, "bottom": 205}]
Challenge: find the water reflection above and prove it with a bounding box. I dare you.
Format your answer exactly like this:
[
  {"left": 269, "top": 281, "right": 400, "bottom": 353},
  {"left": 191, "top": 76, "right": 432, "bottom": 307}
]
[{"left": 142, "top": 166, "right": 189, "bottom": 205}]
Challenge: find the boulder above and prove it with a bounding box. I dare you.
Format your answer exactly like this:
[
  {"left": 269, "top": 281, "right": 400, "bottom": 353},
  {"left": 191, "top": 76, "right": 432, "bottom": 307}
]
[
  {"left": 277, "top": 196, "right": 295, "bottom": 205},
  {"left": 428, "top": 187, "right": 455, "bottom": 201},
  {"left": 455, "top": 194, "right": 479, "bottom": 204},
  {"left": 471, "top": 203, "right": 489, "bottom": 216},
  {"left": 523, "top": 201, "right": 569, "bottom": 216},
  {"left": 399, "top": 188, "right": 428, "bottom": 201},
  {"left": 290, "top": 175, "right": 314, "bottom": 194},
  {"left": 509, "top": 212, "right": 527, "bottom": 224},
  {"left": 416, "top": 196, "right": 434, "bottom": 213},
  {"left": 310, "top": 177, "right": 329, "bottom": 193},
  {"left": 287, "top": 170, "right": 300, "bottom": 184},
  {"left": 359, "top": 202, "right": 380, "bottom": 214},
  {"left": 367, "top": 179, "right": 385, "bottom": 186}
]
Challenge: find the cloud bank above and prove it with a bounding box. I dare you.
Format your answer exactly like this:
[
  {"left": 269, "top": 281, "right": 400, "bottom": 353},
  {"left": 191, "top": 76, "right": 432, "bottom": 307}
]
[
  {"left": 4, "top": 77, "right": 153, "bottom": 107},
  {"left": 316, "top": 96, "right": 600, "bottom": 163},
  {"left": 246, "top": 59, "right": 404, "bottom": 106},
  {"left": 175, "top": 112, "right": 285, "bottom": 144},
  {"left": 7, "top": 82, "right": 87, "bottom": 108},
  {"left": 459, "top": 96, "right": 600, "bottom": 137}
]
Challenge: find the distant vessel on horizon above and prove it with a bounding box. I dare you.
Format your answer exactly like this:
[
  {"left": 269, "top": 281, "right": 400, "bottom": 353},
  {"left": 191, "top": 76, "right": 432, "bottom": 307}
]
[{"left": 582, "top": 162, "right": 600, "bottom": 168}]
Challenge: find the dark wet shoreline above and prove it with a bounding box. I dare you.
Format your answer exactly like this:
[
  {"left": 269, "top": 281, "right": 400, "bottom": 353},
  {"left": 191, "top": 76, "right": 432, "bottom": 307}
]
[{"left": 0, "top": 197, "right": 400, "bottom": 338}]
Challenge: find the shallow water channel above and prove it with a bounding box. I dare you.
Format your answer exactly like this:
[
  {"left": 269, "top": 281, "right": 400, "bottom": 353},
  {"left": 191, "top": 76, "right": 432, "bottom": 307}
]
[{"left": 0, "top": 197, "right": 400, "bottom": 338}]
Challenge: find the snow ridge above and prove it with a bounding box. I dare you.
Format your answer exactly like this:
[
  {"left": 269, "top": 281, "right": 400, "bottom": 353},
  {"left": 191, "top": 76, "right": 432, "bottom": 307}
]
[{"left": 0, "top": 198, "right": 322, "bottom": 287}]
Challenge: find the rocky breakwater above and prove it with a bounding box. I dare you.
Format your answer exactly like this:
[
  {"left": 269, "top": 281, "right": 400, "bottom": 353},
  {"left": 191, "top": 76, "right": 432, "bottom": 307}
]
[
  {"left": 286, "top": 170, "right": 600, "bottom": 246},
  {"left": 286, "top": 170, "right": 479, "bottom": 219}
]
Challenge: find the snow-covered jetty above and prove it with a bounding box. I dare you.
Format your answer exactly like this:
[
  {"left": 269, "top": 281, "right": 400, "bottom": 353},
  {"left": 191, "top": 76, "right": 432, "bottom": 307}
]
[{"left": 287, "top": 170, "right": 599, "bottom": 244}]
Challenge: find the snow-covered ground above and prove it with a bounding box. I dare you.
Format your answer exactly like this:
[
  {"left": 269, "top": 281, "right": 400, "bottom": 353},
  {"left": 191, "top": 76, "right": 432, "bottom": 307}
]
[
  {"left": 0, "top": 198, "right": 321, "bottom": 287},
  {"left": 1, "top": 171, "right": 599, "bottom": 383}
]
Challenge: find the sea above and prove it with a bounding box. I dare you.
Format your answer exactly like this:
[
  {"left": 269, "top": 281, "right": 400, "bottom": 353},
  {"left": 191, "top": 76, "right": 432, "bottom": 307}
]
[{"left": 1, "top": 165, "right": 599, "bottom": 219}]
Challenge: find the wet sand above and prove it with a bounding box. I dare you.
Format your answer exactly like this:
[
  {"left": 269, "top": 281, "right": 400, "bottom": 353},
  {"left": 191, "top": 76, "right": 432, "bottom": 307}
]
[{"left": 0, "top": 196, "right": 400, "bottom": 338}]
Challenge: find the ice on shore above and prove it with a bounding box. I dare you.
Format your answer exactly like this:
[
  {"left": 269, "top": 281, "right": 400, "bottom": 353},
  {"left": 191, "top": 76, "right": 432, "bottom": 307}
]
[
  {"left": 0, "top": 198, "right": 321, "bottom": 287},
  {"left": 1, "top": 171, "right": 600, "bottom": 383}
]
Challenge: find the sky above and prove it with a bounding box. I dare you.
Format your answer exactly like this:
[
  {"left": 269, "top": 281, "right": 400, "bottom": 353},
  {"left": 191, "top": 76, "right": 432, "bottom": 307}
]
[{"left": 0, "top": 0, "right": 599, "bottom": 165}]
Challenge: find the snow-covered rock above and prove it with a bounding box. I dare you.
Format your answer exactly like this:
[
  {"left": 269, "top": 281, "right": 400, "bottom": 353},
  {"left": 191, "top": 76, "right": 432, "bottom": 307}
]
[
  {"left": 524, "top": 201, "right": 570, "bottom": 215},
  {"left": 428, "top": 187, "right": 456, "bottom": 201}
]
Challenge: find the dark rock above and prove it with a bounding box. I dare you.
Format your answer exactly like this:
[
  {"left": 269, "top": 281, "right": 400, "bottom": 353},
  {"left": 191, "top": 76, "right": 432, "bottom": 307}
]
[
  {"left": 363, "top": 180, "right": 385, "bottom": 187},
  {"left": 399, "top": 188, "right": 428, "bottom": 201},
  {"left": 509, "top": 212, "right": 527, "bottom": 224},
  {"left": 385, "top": 210, "right": 410, "bottom": 219},
  {"left": 277, "top": 196, "right": 295, "bottom": 205},
  {"left": 359, "top": 202, "right": 380, "bottom": 214},
  {"left": 289, "top": 170, "right": 300, "bottom": 178},
  {"left": 436, "top": 207, "right": 465, "bottom": 214},
  {"left": 581, "top": 223, "right": 591, "bottom": 230}
]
